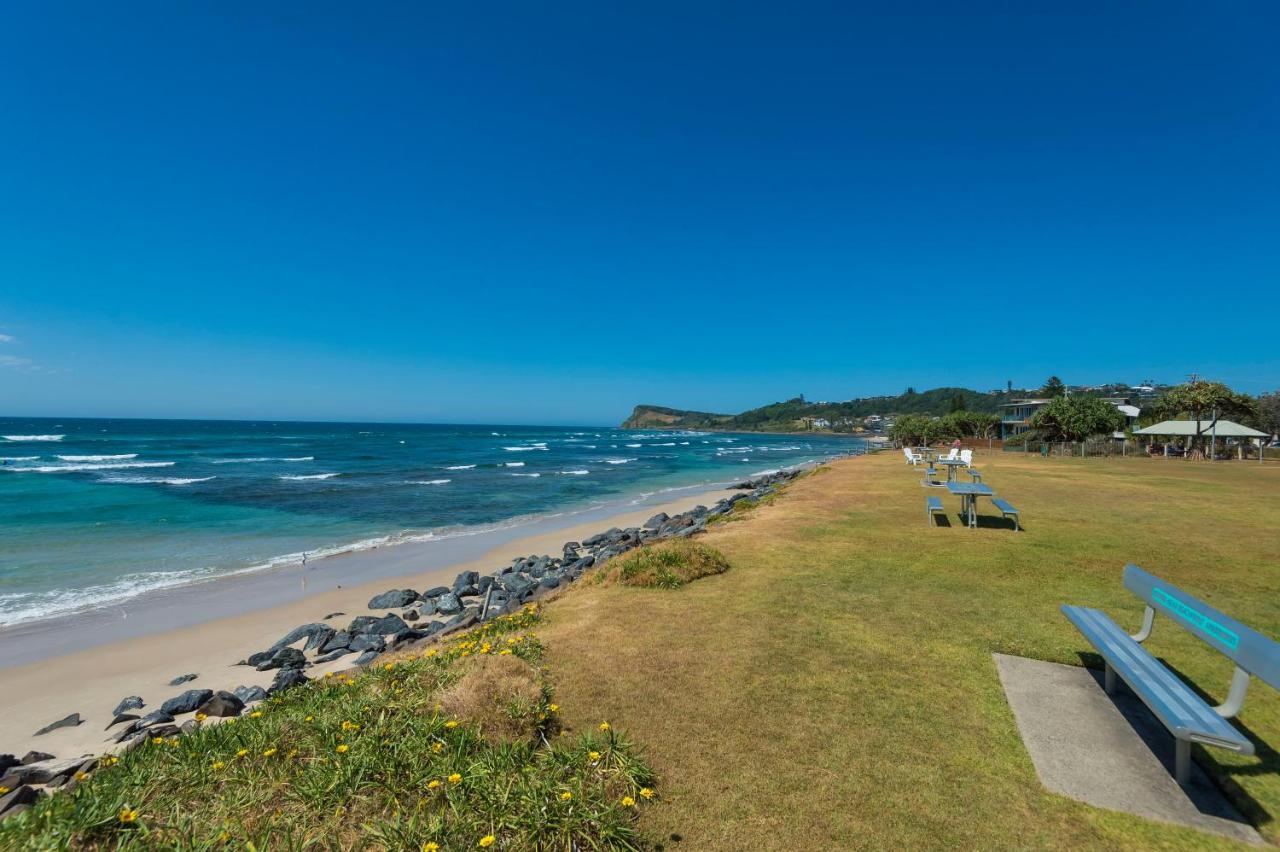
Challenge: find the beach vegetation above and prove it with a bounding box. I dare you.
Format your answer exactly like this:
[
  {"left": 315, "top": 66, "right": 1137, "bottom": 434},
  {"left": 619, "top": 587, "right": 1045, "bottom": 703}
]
[
  {"left": 0, "top": 605, "right": 657, "bottom": 850},
  {"left": 598, "top": 540, "right": 730, "bottom": 589}
]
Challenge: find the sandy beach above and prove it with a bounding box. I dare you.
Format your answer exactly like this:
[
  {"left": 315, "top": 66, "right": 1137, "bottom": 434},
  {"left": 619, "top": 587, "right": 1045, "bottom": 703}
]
[{"left": 0, "top": 486, "right": 736, "bottom": 761}]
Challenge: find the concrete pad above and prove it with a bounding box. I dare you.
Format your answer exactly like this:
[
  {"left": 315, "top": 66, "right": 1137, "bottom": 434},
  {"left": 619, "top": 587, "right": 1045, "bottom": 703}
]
[{"left": 994, "top": 653, "right": 1262, "bottom": 845}]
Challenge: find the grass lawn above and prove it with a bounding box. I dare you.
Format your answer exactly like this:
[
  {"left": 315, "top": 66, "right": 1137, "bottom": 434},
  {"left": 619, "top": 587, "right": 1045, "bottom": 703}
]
[{"left": 540, "top": 451, "right": 1280, "bottom": 849}]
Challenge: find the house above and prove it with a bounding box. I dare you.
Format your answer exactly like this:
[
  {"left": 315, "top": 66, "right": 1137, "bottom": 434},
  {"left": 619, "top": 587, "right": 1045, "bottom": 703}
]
[
  {"left": 799, "top": 416, "right": 831, "bottom": 430},
  {"left": 999, "top": 396, "right": 1142, "bottom": 440}
]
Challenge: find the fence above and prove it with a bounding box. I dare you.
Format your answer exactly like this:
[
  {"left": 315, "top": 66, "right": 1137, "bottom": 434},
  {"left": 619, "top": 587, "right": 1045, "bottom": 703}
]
[{"left": 1003, "top": 440, "right": 1278, "bottom": 462}]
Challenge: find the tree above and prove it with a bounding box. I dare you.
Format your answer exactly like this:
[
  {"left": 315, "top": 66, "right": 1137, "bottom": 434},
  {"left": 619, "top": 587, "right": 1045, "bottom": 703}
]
[
  {"left": 889, "top": 414, "right": 932, "bottom": 445},
  {"left": 1029, "top": 395, "right": 1123, "bottom": 442},
  {"left": 1259, "top": 391, "right": 1280, "bottom": 437},
  {"left": 1153, "top": 380, "right": 1259, "bottom": 458},
  {"left": 1039, "top": 376, "right": 1066, "bottom": 398},
  {"left": 949, "top": 393, "right": 967, "bottom": 413}
]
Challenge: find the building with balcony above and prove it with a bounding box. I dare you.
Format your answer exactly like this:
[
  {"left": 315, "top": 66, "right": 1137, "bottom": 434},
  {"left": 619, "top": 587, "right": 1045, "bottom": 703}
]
[{"left": 1000, "top": 397, "right": 1142, "bottom": 440}]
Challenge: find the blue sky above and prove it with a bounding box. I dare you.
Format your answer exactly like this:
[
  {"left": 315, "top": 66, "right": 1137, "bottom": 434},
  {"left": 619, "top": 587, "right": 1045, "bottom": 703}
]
[{"left": 1, "top": 2, "right": 1276, "bottom": 424}]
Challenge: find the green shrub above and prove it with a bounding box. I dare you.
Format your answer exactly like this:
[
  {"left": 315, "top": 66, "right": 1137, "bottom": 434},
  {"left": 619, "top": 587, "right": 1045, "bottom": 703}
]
[{"left": 603, "top": 540, "right": 730, "bottom": 589}]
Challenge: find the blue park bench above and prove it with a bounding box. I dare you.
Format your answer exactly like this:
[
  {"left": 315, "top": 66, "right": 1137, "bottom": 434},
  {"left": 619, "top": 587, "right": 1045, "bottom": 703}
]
[
  {"left": 926, "top": 496, "right": 944, "bottom": 525},
  {"left": 991, "top": 497, "right": 1020, "bottom": 530},
  {"left": 1062, "top": 564, "right": 1280, "bottom": 784}
]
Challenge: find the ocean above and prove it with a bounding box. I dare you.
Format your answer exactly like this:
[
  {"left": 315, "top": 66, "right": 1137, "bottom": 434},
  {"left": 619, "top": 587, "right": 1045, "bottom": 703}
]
[{"left": 0, "top": 418, "right": 866, "bottom": 627}]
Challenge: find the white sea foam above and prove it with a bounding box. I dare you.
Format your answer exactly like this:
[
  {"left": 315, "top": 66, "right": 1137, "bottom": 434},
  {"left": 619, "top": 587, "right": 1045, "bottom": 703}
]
[
  {"left": 605, "top": 458, "right": 637, "bottom": 464},
  {"left": 653, "top": 442, "right": 676, "bottom": 446},
  {"left": 2, "top": 435, "right": 65, "bottom": 442},
  {"left": 503, "top": 462, "right": 525, "bottom": 467},
  {"left": 0, "top": 456, "right": 39, "bottom": 462},
  {"left": 103, "top": 475, "right": 216, "bottom": 485},
  {"left": 560, "top": 469, "right": 590, "bottom": 475},
  {"left": 445, "top": 464, "right": 477, "bottom": 470},
  {"left": 213, "top": 456, "right": 314, "bottom": 464},
  {"left": 503, "top": 446, "right": 546, "bottom": 452},
  {"left": 510, "top": 472, "right": 541, "bottom": 477},
  {"left": 625, "top": 443, "right": 642, "bottom": 448},
  {"left": 409, "top": 479, "right": 450, "bottom": 485},
  {"left": 278, "top": 473, "right": 340, "bottom": 481},
  {"left": 56, "top": 454, "right": 138, "bottom": 462},
  {"left": 5, "top": 461, "right": 175, "bottom": 473}
]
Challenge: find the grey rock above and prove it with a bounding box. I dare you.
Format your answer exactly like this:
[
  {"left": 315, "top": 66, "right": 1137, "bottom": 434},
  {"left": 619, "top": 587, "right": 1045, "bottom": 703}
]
[
  {"left": 417, "top": 599, "right": 438, "bottom": 617},
  {"left": 367, "top": 613, "right": 409, "bottom": 635},
  {"left": 105, "top": 713, "right": 139, "bottom": 730},
  {"left": 401, "top": 608, "right": 419, "bottom": 621},
  {"left": 368, "top": 589, "right": 418, "bottom": 610},
  {"left": 322, "top": 611, "right": 345, "bottom": 619},
  {"left": 270, "top": 622, "right": 336, "bottom": 652},
  {"left": 233, "top": 685, "right": 269, "bottom": 704},
  {"left": 160, "top": 689, "right": 213, "bottom": 716},
  {"left": 269, "top": 667, "right": 309, "bottom": 694},
  {"left": 137, "top": 710, "right": 175, "bottom": 728},
  {"left": 168, "top": 673, "right": 198, "bottom": 686},
  {"left": 539, "top": 575, "right": 561, "bottom": 589},
  {"left": 180, "top": 720, "right": 200, "bottom": 735},
  {"left": 477, "top": 575, "right": 495, "bottom": 594},
  {"left": 435, "top": 592, "right": 462, "bottom": 615},
  {"left": 643, "top": 512, "right": 670, "bottom": 530},
  {"left": 20, "top": 751, "right": 54, "bottom": 765},
  {"left": 33, "top": 713, "right": 82, "bottom": 736},
  {"left": 256, "top": 647, "right": 306, "bottom": 671},
  {"left": 195, "top": 691, "right": 244, "bottom": 718},
  {"left": 353, "top": 649, "right": 380, "bottom": 666},
  {"left": 245, "top": 649, "right": 274, "bottom": 667},
  {"left": 320, "top": 630, "right": 351, "bottom": 653},
  {"left": 349, "top": 633, "right": 386, "bottom": 653},
  {"left": 347, "top": 615, "right": 380, "bottom": 634},
  {"left": 7, "top": 757, "right": 91, "bottom": 786},
  {"left": 451, "top": 571, "right": 479, "bottom": 595},
  {"left": 314, "top": 648, "right": 352, "bottom": 663},
  {"left": 0, "top": 755, "right": 17, "bottom": 775},
  {"left": 0, "top": 785, "right": 39, "bottom": 820},
  {"left": 422, "top": 586, "right": 450, "bottom": 599},
  {"left": 390, "top": 628, "right": 427, "bottom": 647},
  {"left": 112, "top": 695, "right": 144, "bottom": 716}
]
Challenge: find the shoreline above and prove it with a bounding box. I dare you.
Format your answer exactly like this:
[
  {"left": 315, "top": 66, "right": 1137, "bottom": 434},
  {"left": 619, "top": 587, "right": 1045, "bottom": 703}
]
[{"left": 0, "top": 483, "right": 743, "bottom": 760}]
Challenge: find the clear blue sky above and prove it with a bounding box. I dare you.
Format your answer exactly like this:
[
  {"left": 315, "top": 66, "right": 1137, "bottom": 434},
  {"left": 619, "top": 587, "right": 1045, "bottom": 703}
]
[{"left": 1, "top": 2, "right": 1276, "bottom": 424}]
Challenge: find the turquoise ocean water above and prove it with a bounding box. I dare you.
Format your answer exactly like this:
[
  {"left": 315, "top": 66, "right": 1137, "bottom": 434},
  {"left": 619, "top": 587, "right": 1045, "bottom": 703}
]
[{"left": 0, "top": 418, "right": 865, "bottom": 627}]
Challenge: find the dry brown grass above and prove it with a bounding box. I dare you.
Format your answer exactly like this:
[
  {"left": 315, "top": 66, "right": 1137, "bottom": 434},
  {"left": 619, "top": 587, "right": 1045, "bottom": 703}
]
[
  {"left": 597, "top": 539, "right": 731, "bottom": 589},
  {"left": 539, "top": 450, "right": 1280, "bottom": 850},
  {"left": 436, "top": 654, "right": 546, "bottom": 744}
]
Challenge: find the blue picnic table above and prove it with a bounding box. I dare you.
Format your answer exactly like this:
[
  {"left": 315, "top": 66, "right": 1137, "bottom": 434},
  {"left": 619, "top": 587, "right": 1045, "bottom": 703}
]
[
  {"left": 946, "top": 481, "right": 994, "bottom": 528},
  {"left": 935, "top": 458, "right": 968, "bottom": 482}
]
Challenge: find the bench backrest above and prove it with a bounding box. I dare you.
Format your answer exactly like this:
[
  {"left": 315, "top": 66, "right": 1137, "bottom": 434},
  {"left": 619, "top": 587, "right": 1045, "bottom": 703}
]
[
  {"left": 1124, "top": 563, "right": 1280, "bottom": 689},
  {"left": 960, "top": 449, "right": 973, "bottom": 465}
]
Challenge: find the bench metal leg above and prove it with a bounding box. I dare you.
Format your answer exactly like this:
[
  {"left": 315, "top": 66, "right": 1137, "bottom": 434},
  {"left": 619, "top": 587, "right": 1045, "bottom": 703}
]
[
  {"left": 1103, "top": 663, "right": 1117, "bottom": 695},
  {"left": 1175, "top": 739, "right": 1191, "bottom": 786}
]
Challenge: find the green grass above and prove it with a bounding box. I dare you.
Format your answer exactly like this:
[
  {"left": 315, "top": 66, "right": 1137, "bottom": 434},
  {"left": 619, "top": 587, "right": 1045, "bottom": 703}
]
[
  {"left": 1, "top": 605, "right": 657, "bottom": 850},
  {"left": 601, "top": 541, "right": 731, "bottom": 589},
  {"left": 539, "top": 453, "right": 1280, "bottom": 849}
]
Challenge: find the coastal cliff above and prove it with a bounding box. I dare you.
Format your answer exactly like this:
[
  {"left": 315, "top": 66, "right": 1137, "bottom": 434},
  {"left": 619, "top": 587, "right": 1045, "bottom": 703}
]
[{"left": 621, "top": 405, "right": 733, "bottom": 430}]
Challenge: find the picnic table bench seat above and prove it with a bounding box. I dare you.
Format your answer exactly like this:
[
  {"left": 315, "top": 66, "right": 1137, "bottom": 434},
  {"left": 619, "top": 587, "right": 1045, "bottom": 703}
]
[
  {"left": 1062, "top": 564, "right": 1280, "bottom": 784},
  {"left": 926, "top": 496, "right": 944, "bottom": 525},
  {"left": 991, "top": 497, "right": 1019, "bottom": 530}
]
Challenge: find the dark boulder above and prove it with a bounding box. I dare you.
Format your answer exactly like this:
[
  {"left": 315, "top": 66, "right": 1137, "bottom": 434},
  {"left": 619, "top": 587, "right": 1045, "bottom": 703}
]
[
  {"left": 269, "top": 667, "right": 309, "bottom": 694},
  {"left": 0, "top": 784, "right": 39, "bottom": 821},
  {"left": 434, "top": 593, "right": 462, "bottom": 615},
  {"left": 112, "top": 695, "right": 144, "bottom": 716},
  {"left": 322, "top": 611, "right": 345, "bottom": 620},
  {"left": 451, "top": 571, "right": 480, "bottom": 595},
  {"left": 401, "top": 608, "right": 419, "bottom": 621},
  {"left": 314, "top": 648, "right": 352, "bottom": 663},
  {"left": 422, "top": 586, "right": 450, "bottom": 599},
  {"left": 0, "top": 755, "right": 17, "bottom": 775},
  {"left": 353, "top": 649, "right": 380, "bottom": 666},
  {"left": 256, "top": 647, "right": 306, "bottom": 671},
  {"left": 417, "top": 599, "right": 438, "bottom": 617},
  {"left": 643, "top": 512, "right": 670, "bottom": 530},
  {"left": 539, "top": 575, "right": 561, "bottom": 589},
  {"left": 137, "top": 710, "right": 175, "bottom": 728},
  {"left": 349, "top": 633, "right": 386, "bottom": 653},
  {"left": 33, "top": 713, "right": 82, "bottom": 736},
  {"left": 195, "top": 691, "right": 244, "bottom": 718},
  {"left": 160, "top": 689, "right": 214, "bottom": 716},
  {"left": 347, "top": 615, "right": 380, "bottom": 634},
  {"left": 477, "top": 575, "right": 495, "bottom": 594},
  {"left": 20, "top": 752, "right": 54, "bottom": 766},
  {"left": 390, "top": 628, "right": 427, "bottom": 647},
  {"left": 269, "top": 623, "right": 336, "bottom": 652},
  {"left": 320, "top": 630, "right": 351, "bottom": 653},
  {"left": 233, "top": 685, "right": 269, "bottom": 704},
  {"left": 105, "top": 713, "right": 139, "bottom": 730},
  {"left": 367, "top": 613, "right": 409, "bottom": 635},
  {"left": 367, "top": 589, "right": 418, "bottom": 610},
  {"left": 168, "top": 673, "right": 198, "bottom": 686}
]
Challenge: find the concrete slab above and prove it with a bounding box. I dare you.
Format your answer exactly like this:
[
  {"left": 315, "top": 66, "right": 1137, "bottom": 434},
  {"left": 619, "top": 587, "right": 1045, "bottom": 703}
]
[{"left": 994, "top": 653, "right": 1262, "bottom": 845}]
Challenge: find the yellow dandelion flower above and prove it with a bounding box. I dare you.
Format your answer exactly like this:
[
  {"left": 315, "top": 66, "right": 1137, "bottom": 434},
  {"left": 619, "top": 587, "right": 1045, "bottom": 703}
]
[
  {"left": 336, "top": 744, "right": 349, "bottom": 754},
  {"left": 324, "top": 672, "right": 334, "bottom": 679},
  {"left": 423, "top": 844, "right": 440, "bottom": 852},
  {"left": 588, "top": 751, "right": 601, "bottom": 761},
  {"left": 639, "top": 787, "right": 654, "bottom": 799},
  {"left": 426, "top": 649, "right": 438, "bottom": 658},
  {"left": 118, "top": 808, "right": 139, "bottom": 824},
  {"left": 195, "top": 713, "right": 208, "bottom": 722},
  {"left": 74, "top": 771, "right": 90, "bottom": 782},
  {"left": 621, "top": 795, "right": 636, "bottom": 807},
  {"left": 448, "top": 773, "right": 462, "bottom": 784},
  {"left": 236, "top": 749, "right": 249, "bottom": 758},
  {"left": 151, "top": 737, "right": 165, "bottom": 745},
  {"left": 548, "top": 704, "right": 558, "bottom": 713},
  {"left": 212, "top": 761, "right": 225, "bottom": 770},
  {"left": 559, "top": 791, "right": 572, "bottom": 801},
  {"left": 341, "top": 720, "right": 360, "bottom": 731},
  {"left": 384, "top": 662, "right": 395, "bottom": 671},
  {"left": 444, "top": 720, "right": 459, "bottom": 729},
  {"left": 498, "top": 649, "right": 512, "bottom": 656},
  {"left": 427, "top": 779, "right": 441, "bottom": 790},
  {"left": 262, "top": 748, "right": 277, "bottom": 757},
  {"left": 0, "top": 787, "right": 9, "bottom": 796},
  {"left": 305, "top": 715, "right": 314, "bottom": 722},
  {"left": 598, "top": 722, "right": 611, "bottom": 732},
  {"left": 431, "top": 742, "right": 443, "bottom": 753},
  {"left": 479, "top": 836, "right": 496, "bottom": 848},
  {"left": 250, "top": 711, "right": 262, "bottom": 719}
]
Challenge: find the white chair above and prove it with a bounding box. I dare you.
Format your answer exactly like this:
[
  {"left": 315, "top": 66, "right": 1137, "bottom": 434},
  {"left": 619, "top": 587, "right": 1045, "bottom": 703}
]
[
  {"left": 960, "top": 449, "right": 974, "bottom": 467},
  {"left": 941, "top": 448, "right": 959, "bottom": 461},
  {"left": 903, "top": 447, "right": 923, "bottom": 466}
]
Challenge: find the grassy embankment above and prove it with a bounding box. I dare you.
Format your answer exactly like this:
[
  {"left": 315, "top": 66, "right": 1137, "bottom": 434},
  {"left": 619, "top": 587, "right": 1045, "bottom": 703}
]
[
  {"left": 0, "top": 606, "right": 657, "bottom": 850},
  {"left": 540, "top": 452, "right": 1280, "bottom": 849}
]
